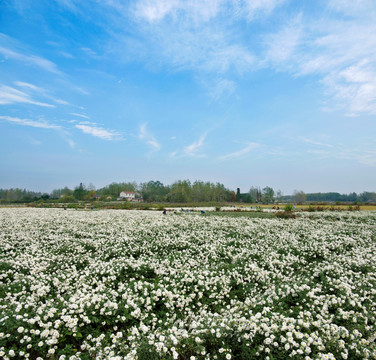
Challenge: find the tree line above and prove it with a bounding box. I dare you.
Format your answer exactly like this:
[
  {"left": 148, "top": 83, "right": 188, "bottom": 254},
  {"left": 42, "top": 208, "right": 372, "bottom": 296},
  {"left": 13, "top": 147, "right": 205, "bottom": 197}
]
[{"left": 0, "top": 182, "right": 375, "bottom": 204}]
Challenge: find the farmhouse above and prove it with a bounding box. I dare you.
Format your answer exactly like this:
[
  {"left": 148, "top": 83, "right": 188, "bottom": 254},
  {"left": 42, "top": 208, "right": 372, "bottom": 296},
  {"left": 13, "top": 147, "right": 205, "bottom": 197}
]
[
  {"left": 118, "top": 191, "right": 135, "bottom": 200},
  {"left": 118, "top": 191, "right": 143, "bottom": 202}
]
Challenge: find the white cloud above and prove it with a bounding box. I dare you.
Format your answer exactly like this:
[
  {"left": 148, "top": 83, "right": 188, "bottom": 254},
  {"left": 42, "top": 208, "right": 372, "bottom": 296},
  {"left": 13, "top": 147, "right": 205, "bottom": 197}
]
[
  {"left": 0, "top": 115, "right": 61, "bottom": 130},
  {"left": 0, "top": 85, "right": 55, "bottom": 107},
  {"left": 12, "top": 81, "right": 70, "bottom": 106},
  {"left": 244, "top": 0, "right": 286, "bottom": 20},
  {"left": 184, "top": 134, "right": 206, "bottom": 156},
  {"left": 70, "top": 112, "right": 90, "bottom": 119},
  {"left": 13, "top": 81, "right": 42, "bottom": 91},
  {"left": 138, "top": 123, "right": 161, "bottom": 151},
  {"left": 125, "top": 1, "right": 257, "bottom": 75},
  {"left": 0, "top": 38, "right": 61, "bottom": 74},
  {"left": 328, "top": 0, "right": 376, "bottom": 16},
  {"left": 204, "top": 78, "right": 236, "bottom": 100},
  {"left": 300, "top": 137, "right": 334, "bottom": 148},
  {"left": 54, "top": 99, "right": 70, "bottom": 105},
  {"left": 134, "top": 0, "right": 223, "bottom": 23},
  {"left": 323, "top": 60, "right": 376, "bottom": 115},
  {"left": 219, "top": 142, "right": 260, "bottom": 160},
  {"left": 264, "top": 15, "right": 303, "bottom": 65},
  {"left": 0, "top": 115, "right": 76, "bottom": 148},
  {"left": 75, "top": 124, "right": 121, "bottom": 140},
  {"left": 263, "top": 4, "right": 376, "bottom": 115}
]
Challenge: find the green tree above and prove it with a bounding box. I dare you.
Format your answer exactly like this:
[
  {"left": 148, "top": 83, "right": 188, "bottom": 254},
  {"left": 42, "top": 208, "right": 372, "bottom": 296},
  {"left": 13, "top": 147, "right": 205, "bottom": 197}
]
[
  {"left": 262, "top": 186, "right": 274, "bottom": 204},
  {"left": 249, "top": 187, "right": 261, "bottom": 203},
  {"left": 73, "top": 183, "right": 88, "bottom": 200},
  {"left": 140, "top": 181, "right": 167, "bottom": 202},
  {"left": 167, "top": 180, "right": 192, "bottom": 203},
  {"left": 236, "top": 188, "right": 241, "bottom": 202},
  {"left": 293, "top": 190, "right": 306, "bottom": 204}
]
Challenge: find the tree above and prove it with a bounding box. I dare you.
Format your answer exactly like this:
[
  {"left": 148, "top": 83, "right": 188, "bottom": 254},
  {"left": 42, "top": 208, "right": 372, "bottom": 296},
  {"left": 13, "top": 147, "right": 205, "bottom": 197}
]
[
  {"left": 249, "top": 187, "right": 262, "bottom": 203},
  {"left": 140, "top": 180, "right": 167, "bottom": 202},
  {"left": 167, "top": 180, "right": 192, "bottom": 203},
  {"left": 262, "top": 186, "right": 274, "bottom": 204},
  {"left": 236, "top": 188, "right": 241, "bottom": 202},
  {"left": 275, "top": 189, "right": 283, "bottom": 203},
  {"left": 73, "top": 183, "right": 88, "bottom": 200},
  {"left": 293, "top": 190, "right": 306, "bottom": 204}
]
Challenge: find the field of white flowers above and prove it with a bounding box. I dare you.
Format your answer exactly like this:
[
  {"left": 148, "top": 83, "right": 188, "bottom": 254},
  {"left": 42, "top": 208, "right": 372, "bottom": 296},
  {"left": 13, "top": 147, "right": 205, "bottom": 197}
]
[{"left": 0, "top": 208, "right": 375, "bottom": 360}]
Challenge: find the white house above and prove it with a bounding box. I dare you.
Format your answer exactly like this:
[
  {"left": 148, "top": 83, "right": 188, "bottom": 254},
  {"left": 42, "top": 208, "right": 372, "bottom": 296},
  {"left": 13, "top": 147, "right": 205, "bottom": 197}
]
[{"left": 119, "top": 191, "right": 135, "bottom": 200}]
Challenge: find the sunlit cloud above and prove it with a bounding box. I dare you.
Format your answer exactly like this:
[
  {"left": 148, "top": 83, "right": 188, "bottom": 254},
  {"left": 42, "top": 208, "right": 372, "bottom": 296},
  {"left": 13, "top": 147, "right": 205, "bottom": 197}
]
[
  {"left": 0, "top": 115, "right": 61, "bottom": 129},
  {"left": 219, "top": 142, "right": 260, "bottom": 160},
  {"left": 0, "top": 85, "right": 55, "bottom": 107},
  {"left": 0, "top": 34, "right": 61, "bottom": 74},
  {"left": 75, "top": 124, "right": 121, "bottom": 141},
  {"left": 184, "top": 134, "right": 206, "bottom": 157},
  {"left": 70, "top": 112, "right": 90, "bottom": 119},
  {"left": 299, "top": 137, "right": 334, "bottom": 148},
  {"left": 138, "top": 123, "right": 161, "bottom": 151},
  {"left": 263, "top": 6, "right": 376, "bottom": 115},
  {"left": 204, "top": 78, "right": 236, "bottom": 101}
]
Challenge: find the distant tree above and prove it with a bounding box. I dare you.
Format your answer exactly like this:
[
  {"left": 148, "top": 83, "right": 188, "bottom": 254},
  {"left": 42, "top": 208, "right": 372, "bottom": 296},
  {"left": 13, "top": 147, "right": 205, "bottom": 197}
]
[
  {"left": 275, "top": 189, "right": 283, "bottom": 203},
  {"left": 293, "top": 190, "right": 306, "bottom": 204},
  {"left": 359, "top": 191, "right": 376, "bottom": 203},
  {"left": 262, "top": 186, "right": 275, "bottom": 204},
  {"left": 236, "top": 188, "right": 241, "bottom": 202},
  {"left": 50, "top": 186, "right": 73, "bottom": 199},
  {"left": 249, "top": 187, "right": 262, "bottom": 203},
  {"left": 167, "top": 180, "right": 192, "bottom": 203},
  {"left": 73, "top": 183, "right": 88, "bottom": 200},
  {"left": 140, "top": 180, "right": 167, "bottom": 202},
  {"left": 229, "top": 191, "right": 236, "bottom": 202},
  {"left": 241, "top": 193, "right": 253, "bottom": 203}
]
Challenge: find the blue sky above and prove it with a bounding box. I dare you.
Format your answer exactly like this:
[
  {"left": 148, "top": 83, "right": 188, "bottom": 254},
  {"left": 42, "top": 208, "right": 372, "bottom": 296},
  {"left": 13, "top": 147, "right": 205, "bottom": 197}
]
[{"left": 0, "top": 0, "right": 375, "bottom": 194}]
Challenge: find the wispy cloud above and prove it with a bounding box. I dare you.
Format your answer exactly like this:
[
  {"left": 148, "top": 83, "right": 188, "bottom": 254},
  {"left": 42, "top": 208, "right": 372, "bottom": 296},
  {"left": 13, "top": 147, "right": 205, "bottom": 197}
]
[
  {"left": 244, "top": 0, "right": 286, "bottom": 20},
  {"left": 124, "top": 1, "right": 258, "bottom": 75},
  {"left": 0, "top": 85, "right": 55, "bottom": 107},
  {"left": 0, "top": 115, "right": 75, "bottom": 148},
  {"left": 54, "top": 99, "right": 70, "bottom": 105},
  {"left": 0, "top": 115, "right": 61, "bottom": 130},
  {"left": 70, "top": 112, "right": 90, "bottom": 119},
  {"left": 138, "top": 123, "right": 161, "bottom": 151},
  {"left": 204, "top": 77, "right": 236, "bottom": 101},
  {"left": 0, "top": 34, "right": 61, "bottom": 74},
  {"left": 219, "top": 142, "right": 260, "bottom": 160},
  {"left": 13, "top": 81, "right": 42, "bottom": 91},
  {"left": 263, "top": 4, "right": 376, "bottom": 115},
  {"left": 299, "top": 137, "right": 334, "bottom": 148},
  {"left": 13, "top": 81, "right": 70, "bottom": 106},
  {"left": 75, "top": 124, "right": 121, "bottom": 141},
  {"left": 184, "top": 134, "right": 207, "bottom": 157},
  {"left": 323, "top": 60, "right": 376, "bottom": 115}
]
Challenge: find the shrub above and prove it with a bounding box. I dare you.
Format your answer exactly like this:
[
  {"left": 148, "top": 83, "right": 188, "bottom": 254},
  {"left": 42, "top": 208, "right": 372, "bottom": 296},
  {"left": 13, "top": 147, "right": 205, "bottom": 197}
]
[{"left": 284, "top": 203, "right": 293, "bottom": 212}]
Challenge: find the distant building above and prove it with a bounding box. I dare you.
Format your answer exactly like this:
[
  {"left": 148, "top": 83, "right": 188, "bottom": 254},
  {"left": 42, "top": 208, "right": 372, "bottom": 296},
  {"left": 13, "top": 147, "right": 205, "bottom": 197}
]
[{"left": 119, "top": 191, "right": 136, "bottom": 200}]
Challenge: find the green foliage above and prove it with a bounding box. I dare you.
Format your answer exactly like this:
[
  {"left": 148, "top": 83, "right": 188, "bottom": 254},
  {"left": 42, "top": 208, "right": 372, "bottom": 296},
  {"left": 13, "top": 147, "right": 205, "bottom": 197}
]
[
  {"left": 293, "top": 189, "right": 306, "bottom": 204},
  {"left": 284, "top": 203, "right": 293, "bottom": 212},
  {"left": 262, "top": 186, "right": 274, "bottom": 204}
]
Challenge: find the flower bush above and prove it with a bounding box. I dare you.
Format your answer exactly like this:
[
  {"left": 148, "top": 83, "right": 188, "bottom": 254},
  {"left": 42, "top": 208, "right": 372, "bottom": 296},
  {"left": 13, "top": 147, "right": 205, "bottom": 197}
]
[{"left": 0, "top": 208, "right": 375, "bottom": 360}]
